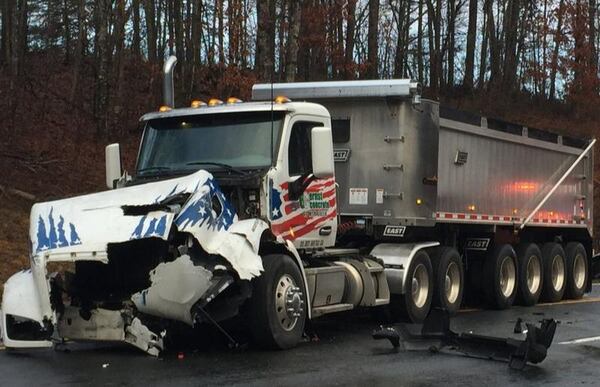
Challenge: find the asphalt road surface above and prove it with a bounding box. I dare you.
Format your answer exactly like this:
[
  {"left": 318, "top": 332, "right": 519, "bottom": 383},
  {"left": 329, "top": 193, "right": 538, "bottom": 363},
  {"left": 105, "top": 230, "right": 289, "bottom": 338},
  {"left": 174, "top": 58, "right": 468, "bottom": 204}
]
[{"left": 2, "top": 285, "right": 600, "bottom": 386}]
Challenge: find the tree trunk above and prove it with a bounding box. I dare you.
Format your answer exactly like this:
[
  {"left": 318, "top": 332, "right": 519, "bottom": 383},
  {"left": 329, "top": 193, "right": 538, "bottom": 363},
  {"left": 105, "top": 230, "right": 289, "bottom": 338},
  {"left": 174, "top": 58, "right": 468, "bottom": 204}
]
[
  {"left": 132, "top": 0, "right": 141, "bottom": 57},
  {"left": 366, "top": 0, "right": 379, "bottom": 78},
  {"left": 70, "top": 0, "right": 86, "bottom": 102},
  {"left": 502, "top": 0, "right": 521, "bottom": 91},
  {"left": 62, "top": 0, "right": 70, "bottom": 63},
  {"left": 589, "top": 0, "right": 598, "bottom": 82},
  {"left": 393, "top": 0, "right": 406, "bottom": 78},
  {"left": 94, "top": 0, "right": 111, "bottom": 136},
  {"left": 143, "top": 0, "right": 157, "bottom": 62},
  {"left": 485, "top": 0, "right": 500, "bottom": 88},
  {"left": 217, "top": 0, "right": 225, "bottom": 64},
  {"left": 549, "top": 0, "right": 564, "bottom": 100},
  {"left": 478, "top": 3, "right": 488, "bottom": 89},
  {"left": 285, "top": 0, "right": 301, "bottom": 81},
  {"left": 344, "top": 0, "right": 356, "bottom": 78},
  {"left": 192, "top": 0, "right": 202, "bottom": 66},
  {"left": 446, "top": 0, "right": 457, "bottom": 88},
  {"left": 463, "top": 0, "right": 477, "bottom": 89},
  {"left": 255, "top": 0, "right": 275, "bottom": 81},
  {"left": 417, "top": 0, "right": 423, "bottom": 84}
]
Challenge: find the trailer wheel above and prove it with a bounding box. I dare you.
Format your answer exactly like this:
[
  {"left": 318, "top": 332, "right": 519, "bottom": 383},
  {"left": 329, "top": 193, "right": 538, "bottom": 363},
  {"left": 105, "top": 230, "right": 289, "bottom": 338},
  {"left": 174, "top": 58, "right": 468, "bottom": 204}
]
[
  {"left": 540, "top": 243, "right": 566, "bottom": 302},
  {"left": 432, "top": 247, "right": 464, "bottom": 315},
  {"left": 483, "top": 244, "right": 518, "bottom": 309},
  {"left": 565, "top": 242, "right": 587, "bottom": 300},
  {"left": 247, "top": 254, "right": 306, "bottom": 349},
  {"left": 516, "top": 243, "right": 543, "bottom": 306},
  {"left": 389, "top": 250, "right": 433, "bottom": 323}
]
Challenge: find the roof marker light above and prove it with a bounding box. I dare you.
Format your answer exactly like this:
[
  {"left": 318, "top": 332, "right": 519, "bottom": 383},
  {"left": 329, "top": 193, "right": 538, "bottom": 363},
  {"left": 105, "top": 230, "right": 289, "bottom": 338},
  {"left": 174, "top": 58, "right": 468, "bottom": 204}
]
[
  {"left": 275, "top": 95, "right": 291, "bottom": 104},
  {"left": 208, "top": 98, "right": 224, "bottom": 106},
  {"left": 191, "top": 100, "right": 206, "bottom": 108},
  {"left": 227, "top": 97, "right": 243, "bottom": 104},
  {"left": 159, "top": 105, "right": 172, "bottom": 112}
]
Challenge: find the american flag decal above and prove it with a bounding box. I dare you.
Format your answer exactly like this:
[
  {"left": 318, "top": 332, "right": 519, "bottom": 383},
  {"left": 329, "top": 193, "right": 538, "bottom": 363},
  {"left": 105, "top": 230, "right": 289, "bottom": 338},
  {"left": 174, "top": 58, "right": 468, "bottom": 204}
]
[{"left": 270, "top": 177, "right": 337, "bottom": 241}]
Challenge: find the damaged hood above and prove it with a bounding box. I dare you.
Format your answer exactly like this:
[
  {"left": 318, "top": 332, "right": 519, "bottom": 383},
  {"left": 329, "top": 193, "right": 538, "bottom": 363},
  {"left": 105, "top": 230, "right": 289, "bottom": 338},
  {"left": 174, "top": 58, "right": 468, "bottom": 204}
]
[{"left": 30, "top": 170, "right": 265, "bottom": 280}]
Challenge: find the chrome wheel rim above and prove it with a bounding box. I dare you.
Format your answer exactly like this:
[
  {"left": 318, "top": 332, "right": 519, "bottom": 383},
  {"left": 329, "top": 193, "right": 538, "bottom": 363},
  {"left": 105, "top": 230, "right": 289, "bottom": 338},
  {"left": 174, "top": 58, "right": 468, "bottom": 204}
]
[
  {"left": 551, "top": 255, "right": 565, "bottom": 291},
  {"left": 444, "top": 261, "right": 461, "bottom": 304},
  {"left": 573, "top": 253, "right": 586, "bottom": 289},
  {"left": 275, "top": 274, "right": 304, "bottom": 332},
  {"left": 499, "top": 256, "right": 516, "bottom": 298},
  {"left": 526, "top": 255, "right": 542, "bottom": 295},
  {"left": 411, "top": 263, "right": 430, "bottom": 308}
]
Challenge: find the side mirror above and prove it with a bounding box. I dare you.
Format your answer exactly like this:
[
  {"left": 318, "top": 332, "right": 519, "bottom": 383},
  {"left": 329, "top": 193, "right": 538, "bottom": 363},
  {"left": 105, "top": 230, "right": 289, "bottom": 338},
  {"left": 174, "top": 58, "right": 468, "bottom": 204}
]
[
  {"left": 311, "top": 126, "right": 335, "bottom": 179},
  {"left": 105, "top": 143, "right": 122, "bottom": 189}
]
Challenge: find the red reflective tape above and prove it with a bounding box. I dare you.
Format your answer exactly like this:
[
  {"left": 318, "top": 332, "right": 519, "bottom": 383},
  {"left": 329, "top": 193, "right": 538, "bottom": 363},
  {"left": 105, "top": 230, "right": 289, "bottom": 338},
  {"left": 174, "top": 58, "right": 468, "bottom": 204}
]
[
  {"left": 492, "top": 216, "right": 500, "bottom": 221},
  {"left": 444, "top": 213, "right": 453, "bottom": 219},
  {"left": 470, "top": 214, "right": 477, "bottom": 220},
  {"left": 481, "top": 215, "right": 489, "bottom": 220},
  {"left": 457, "top": 214, "right": 466, "bottom": 219},
  {"left": 503, "top": 217, "right": 511, "bottom": 221}
]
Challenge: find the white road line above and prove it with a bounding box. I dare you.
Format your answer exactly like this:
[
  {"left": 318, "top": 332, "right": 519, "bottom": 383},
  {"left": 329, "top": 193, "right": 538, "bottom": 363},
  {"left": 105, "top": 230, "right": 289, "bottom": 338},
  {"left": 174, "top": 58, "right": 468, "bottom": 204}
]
[{"left": 558, "top": 336, "right": 600, "bottom": 345}]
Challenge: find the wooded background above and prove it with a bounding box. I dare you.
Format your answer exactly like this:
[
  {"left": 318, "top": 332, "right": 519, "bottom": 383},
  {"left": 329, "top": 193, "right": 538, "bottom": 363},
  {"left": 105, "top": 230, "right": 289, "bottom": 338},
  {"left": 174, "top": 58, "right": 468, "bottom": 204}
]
[
  {"left": 0, "top": 0, "right": 598, "bottom": 137},
  {"left": 0, "top": 0, "right": 599, "bottom": 283}
]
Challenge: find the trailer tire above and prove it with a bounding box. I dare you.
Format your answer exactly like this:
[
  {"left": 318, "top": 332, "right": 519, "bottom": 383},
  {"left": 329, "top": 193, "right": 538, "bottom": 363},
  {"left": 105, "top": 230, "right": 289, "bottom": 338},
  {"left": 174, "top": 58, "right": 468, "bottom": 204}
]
[
  {"left": 389, "top": 250, "right": 433, "bottom": 323},
  {"left": 432, "top": 247, "right": 464, "bottom": 315},
  {"left": 565, "top": 242, "right": 587, "bottom": 300},
  {"left": 483, "top": 244, "right": 518, "bottom": 309},
  {"left": 516, "top": 243, "right": 543, "bottom": 306},
  {"left": 247, "top": 254, "right": 306, "bottom": 349},
  {"left": 540, "top": 243, "right": 567, "bottom": 303}
]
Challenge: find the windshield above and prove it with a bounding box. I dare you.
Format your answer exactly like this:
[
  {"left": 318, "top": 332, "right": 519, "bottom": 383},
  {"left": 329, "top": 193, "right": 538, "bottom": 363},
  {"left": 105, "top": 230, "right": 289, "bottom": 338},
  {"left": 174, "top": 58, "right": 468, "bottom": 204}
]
[{"left": 136, "top": 111, "right": 284, "bottom": 176}]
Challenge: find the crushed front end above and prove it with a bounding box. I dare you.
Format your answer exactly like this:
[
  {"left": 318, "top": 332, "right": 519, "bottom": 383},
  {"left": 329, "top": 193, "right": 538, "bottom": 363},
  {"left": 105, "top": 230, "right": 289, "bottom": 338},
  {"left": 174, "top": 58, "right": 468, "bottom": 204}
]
[{"left": 1, "top": 170, "right": 269, "bottom": 355}]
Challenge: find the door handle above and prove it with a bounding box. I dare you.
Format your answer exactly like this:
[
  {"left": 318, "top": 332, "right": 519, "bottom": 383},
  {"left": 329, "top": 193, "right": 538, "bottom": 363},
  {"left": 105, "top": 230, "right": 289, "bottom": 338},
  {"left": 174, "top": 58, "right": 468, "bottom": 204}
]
[{"left": 319, "top": 226, "right": 332, "bottom": 236}]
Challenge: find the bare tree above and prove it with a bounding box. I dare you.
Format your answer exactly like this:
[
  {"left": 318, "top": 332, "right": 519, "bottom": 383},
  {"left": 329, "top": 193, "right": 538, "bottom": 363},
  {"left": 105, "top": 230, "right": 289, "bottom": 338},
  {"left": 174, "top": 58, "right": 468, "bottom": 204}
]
[
  {"left": 366, "top": 0, "right": 379, "bottom": 78},
  {"left": 463, "top": 0, "right": 477, "bottom": 89}
]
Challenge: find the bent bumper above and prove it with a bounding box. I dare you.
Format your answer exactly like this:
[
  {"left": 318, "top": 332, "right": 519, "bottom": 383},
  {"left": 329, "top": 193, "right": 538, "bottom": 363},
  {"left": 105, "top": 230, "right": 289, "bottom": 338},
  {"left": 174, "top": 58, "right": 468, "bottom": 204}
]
[{"left": 1, "top": 270, "right": 53, "bottom": 348}]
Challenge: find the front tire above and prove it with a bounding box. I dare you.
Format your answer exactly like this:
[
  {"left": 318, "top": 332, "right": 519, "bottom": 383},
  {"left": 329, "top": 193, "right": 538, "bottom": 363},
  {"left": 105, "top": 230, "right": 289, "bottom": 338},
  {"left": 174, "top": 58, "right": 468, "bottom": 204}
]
[
  {"left": 389, "top": 250, "right": 433, "bottom": 323},
  {"left": 484, "top": 244, "right": 518, "bottom": 309},
  {"left": 516, "top": 243, "right": 543, "bottom": 306},
  {"left": 247, "top": 254, "right": 306, "bottom": 349},
  {"left": 565, "top": 242, "right": 587, "bottom": 300},
  {"left": 432, "top": 247, "right": 464, "bottom": 315},
  {"left": 540, "top": 243, "right": 567, "bottom": 302}
]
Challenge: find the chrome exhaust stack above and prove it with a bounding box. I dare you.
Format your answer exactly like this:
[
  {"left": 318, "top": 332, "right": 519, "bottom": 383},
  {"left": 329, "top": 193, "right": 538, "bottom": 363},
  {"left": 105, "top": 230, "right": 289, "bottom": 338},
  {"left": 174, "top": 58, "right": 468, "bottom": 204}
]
[{"left": 163, "top": 56, "right": 178, "bottom": 108}]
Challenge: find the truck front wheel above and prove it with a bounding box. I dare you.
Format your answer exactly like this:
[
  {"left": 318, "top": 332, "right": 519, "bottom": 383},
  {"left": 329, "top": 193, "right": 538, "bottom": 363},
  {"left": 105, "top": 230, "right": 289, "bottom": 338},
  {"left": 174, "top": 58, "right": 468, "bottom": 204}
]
[{"left": 247, "top": 254, "right": 306, "bottom": 349}]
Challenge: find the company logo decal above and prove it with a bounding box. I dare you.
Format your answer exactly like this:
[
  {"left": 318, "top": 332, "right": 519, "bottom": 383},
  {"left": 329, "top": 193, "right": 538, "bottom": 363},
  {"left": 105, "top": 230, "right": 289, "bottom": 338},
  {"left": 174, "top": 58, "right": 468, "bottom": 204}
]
[
  {"left": 334, "top": 149, "right": 350, "bottom": 162},
  {"left": 465, "top": 238, "right": 490, "bottom": 251},
  {"left": 383, "top": 225, "right": 406, "bottom": 237}
]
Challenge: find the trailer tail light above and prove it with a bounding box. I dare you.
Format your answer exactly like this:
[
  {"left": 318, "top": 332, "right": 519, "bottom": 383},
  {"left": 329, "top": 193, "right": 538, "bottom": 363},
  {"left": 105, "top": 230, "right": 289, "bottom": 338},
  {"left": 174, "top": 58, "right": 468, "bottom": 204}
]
[
  {"left": 275, "top": 95, "right": 291, "bottom": 104},
  {"left": 416, "top": 198, "right": 423, "bottom": 205},
  {"left": 190, "top": 100, "right": 206, "bottom": 108},
  {"left": 208, "top": 98, "right": 223, "bottom": 106},
  {"left": 159, "top": 105, "right": 172, "bottom": 112},
  {"left": 467, "top": 204, "right": 476, "bottom": 212},
  {"left": 227, "top": 97, "right": 242, "bottom": 104}
]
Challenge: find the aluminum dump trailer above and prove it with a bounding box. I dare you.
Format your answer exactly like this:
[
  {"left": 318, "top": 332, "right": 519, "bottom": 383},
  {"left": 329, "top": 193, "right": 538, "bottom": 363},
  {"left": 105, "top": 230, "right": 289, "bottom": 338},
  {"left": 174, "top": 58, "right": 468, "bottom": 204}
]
[
  {"left": 253, "top": 80, "right": 594, "bottom": 315},
  {"left": 253, "top": 82, "right": 593, "bottom": 236}
]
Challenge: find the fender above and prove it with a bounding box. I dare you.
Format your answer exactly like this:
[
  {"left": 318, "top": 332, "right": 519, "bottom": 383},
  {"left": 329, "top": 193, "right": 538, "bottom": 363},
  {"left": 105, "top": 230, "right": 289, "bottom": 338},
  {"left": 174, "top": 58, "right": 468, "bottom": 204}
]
[
  {"left": 1, "top": 270, "right": 53, "bottom": 348},
  {"left": 370, "top": 242, "right": 439, "bottom": 295}
]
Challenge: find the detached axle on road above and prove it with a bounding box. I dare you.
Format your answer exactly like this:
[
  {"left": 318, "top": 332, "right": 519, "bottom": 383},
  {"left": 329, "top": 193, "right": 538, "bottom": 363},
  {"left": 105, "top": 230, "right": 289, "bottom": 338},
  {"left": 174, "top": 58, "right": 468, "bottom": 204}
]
[{"left": 373, "top": 308, "right": 557, "bottom": 370}]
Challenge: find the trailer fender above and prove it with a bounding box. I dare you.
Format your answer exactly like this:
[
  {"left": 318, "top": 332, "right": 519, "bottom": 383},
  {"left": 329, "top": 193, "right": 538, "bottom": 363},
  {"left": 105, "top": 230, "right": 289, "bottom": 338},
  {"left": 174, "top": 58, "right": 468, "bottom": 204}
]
[{"left": 370, "top": 242, "right": 439, "bottom": 295}]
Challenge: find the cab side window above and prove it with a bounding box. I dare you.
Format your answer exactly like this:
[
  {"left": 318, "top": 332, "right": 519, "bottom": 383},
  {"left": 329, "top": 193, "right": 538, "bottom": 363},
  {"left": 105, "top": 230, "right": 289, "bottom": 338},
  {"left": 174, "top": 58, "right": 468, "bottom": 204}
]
[{"left": 288, "top": 121, "right": 320, "bottom": 176}]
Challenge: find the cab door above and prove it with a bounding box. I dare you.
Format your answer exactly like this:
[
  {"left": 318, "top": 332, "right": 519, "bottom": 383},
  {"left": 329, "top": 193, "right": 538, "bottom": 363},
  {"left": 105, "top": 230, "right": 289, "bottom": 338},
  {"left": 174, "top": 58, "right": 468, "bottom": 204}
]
[{"left": 269, "top": 116, "right": 337, "bottom": 248}]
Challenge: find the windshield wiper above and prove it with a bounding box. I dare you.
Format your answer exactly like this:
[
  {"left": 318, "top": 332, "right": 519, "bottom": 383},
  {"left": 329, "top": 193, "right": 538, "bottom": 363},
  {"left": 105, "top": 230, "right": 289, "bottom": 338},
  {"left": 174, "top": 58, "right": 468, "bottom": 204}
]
[
  {"left": 137, "top": 166, "right": 173, "bottom": 175},
  {"left": 185, "top": 161, "right": 248, "bottom": 175}
]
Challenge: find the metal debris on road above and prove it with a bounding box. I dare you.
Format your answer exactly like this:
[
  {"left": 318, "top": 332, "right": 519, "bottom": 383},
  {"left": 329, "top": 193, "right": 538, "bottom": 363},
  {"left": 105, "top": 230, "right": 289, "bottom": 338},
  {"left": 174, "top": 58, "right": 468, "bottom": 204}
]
[{"left": 373, "top": 308, "right": 557, "bottom": 370}]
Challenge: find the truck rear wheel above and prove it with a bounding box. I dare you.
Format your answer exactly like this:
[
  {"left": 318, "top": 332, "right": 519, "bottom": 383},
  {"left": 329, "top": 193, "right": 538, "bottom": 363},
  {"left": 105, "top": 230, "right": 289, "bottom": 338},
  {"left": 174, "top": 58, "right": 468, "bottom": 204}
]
[
  {"left": 540, "top": 243, "right": 566, "bottom": 302},
  {"left": 389, "top": 250, "right": 433, "bottom": 323},
  {"left": 247, "top": 254, "right": 306, "bottom": 349},
  {"left": 565, "top": 242, "right": 587, "bottom": 300},
  {"left": 432, "top": 247, "right": 464, "bottom": 315},
  {"left": 516, "top": 243, "right": 543, "bottom": 306},
  {"left": 484, "top": 244, "right": 517, "bottom": 309}
]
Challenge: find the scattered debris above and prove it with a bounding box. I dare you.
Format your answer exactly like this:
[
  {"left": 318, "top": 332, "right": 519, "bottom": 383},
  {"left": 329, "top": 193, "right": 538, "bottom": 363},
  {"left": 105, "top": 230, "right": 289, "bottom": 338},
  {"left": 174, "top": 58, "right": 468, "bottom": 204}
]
[{"left": 373, "top": 308, "right": 557, "bottom": 370}]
